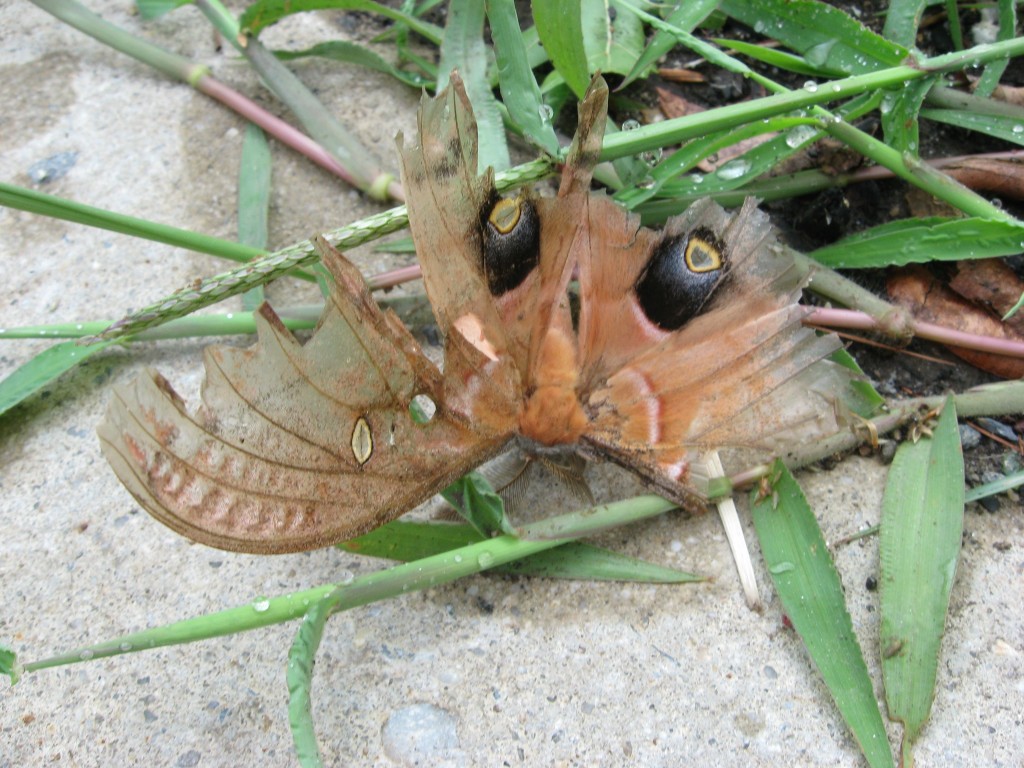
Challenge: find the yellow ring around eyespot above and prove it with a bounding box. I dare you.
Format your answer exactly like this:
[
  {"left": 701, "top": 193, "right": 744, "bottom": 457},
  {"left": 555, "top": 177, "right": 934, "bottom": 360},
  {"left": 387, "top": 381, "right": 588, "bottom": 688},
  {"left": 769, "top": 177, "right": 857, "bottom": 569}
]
[
  {"left": 684, "top": 237, "right": 723, "bottom": 273},
  {"left": 488, "top": 197, "right": 522, "bottom": 235}
]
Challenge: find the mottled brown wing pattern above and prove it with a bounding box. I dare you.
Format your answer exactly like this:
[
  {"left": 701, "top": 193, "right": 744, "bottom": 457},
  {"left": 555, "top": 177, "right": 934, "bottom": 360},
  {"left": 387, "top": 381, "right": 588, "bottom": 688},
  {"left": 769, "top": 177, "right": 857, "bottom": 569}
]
[{"left": 99, "top": 245, "right": 514, "bottom": 555}]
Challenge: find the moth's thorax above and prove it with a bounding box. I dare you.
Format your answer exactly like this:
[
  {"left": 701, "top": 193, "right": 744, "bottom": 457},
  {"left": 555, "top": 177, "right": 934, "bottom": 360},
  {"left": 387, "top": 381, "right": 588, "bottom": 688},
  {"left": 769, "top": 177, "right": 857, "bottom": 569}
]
[{"left": 518, "top": 325, "right": 587, "bottom": 446}]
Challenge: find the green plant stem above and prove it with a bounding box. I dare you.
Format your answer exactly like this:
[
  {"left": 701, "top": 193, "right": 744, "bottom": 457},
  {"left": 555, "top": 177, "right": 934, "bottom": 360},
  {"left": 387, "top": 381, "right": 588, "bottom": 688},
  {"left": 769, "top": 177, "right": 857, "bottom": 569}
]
[
  {"left": 92, "top": 158, "right": 552, "bottom": 341},
  {"left": 0, "top": 181, "right": 321, "bottom": 278},
  {"left": 193, "top": 0, "right": 402, "bottom": 202},
  {"left": 22, "top": 496, "right": 675, "bottom": 672},
  {"left": 26, "top": 0, "right": 384, "bottom": 197}
]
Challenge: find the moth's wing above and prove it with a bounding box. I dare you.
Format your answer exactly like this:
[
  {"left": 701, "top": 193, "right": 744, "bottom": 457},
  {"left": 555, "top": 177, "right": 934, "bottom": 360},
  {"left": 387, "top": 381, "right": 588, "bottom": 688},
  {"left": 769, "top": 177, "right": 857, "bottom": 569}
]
[
  {"left": 99, "top": 243, "right": 513, "bottom": 554},
  {"left": 398, "top": 73, "right": 523, "bottom": 428},
  {"left": 578, "top": 199, "right": 850, "bottom": 502}
]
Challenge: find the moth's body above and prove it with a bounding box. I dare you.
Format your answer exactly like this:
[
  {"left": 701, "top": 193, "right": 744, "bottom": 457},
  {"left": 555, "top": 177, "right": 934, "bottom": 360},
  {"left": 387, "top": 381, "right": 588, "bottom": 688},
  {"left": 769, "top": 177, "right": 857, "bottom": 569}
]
[{"left": 99, "top": 75, "right": 849, "bottom": 554}]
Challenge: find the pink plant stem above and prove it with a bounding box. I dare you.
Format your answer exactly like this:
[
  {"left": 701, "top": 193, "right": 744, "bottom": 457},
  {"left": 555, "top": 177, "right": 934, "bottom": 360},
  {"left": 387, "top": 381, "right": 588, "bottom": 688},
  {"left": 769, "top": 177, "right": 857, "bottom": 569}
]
[
  {"left": 807, "top": 307, "right": 1024, "bottom": 358},
  {"left": 196, "top": 76, "right": 405, "bottom": 203}
]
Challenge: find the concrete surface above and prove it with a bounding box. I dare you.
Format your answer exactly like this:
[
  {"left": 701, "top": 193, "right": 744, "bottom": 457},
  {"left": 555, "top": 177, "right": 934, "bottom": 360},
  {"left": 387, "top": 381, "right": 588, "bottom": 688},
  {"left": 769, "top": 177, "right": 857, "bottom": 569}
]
[{"left": 1, "top": 2, "right": 1022, "bottom": 766}]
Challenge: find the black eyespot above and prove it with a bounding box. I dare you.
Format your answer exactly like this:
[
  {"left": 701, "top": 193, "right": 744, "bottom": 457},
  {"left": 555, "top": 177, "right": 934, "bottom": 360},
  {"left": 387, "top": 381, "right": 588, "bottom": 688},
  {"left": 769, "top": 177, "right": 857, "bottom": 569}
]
[
  {"left": 634, "top": 227, "right": 727, "bottom": 331},
  {"left": 481, "top": 195, "right": 539, "bottom": 296}
]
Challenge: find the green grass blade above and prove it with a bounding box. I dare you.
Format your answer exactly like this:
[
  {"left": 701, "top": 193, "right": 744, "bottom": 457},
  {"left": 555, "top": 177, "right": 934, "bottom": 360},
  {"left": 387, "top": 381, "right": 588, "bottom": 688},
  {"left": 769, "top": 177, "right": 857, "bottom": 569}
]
[
  {"left": 287, "top": 591, "right": 331, "bottom": 768},
  {"left": 0, "top": 340, "right": 114, "bottom": 417},
  {"left": 810, "top": 217, "right": 1024, "bottom": 268},
  {"left": 964, "top": 468, "right": 1024, "bottom": 503},
  {"left": 719, "top": 0, "right": 907, "bottom": 75},
  {"left": 752, "top": 462, "right": 895, "bottom": 768},
  {"left": 881, "top": 0, "right": 925, "bottom": 48},
  {"left": 879, "top": 400, "right": 964, "bottom": 761},
  {"left": 238, "top": 123, "right": 271, "bottom": 310},
  {"left": 880, "top": 76, "right": 934, "bottom": 154},
  {"left": 620, "top": 0, "right": 719, "bottom": 87},
  {"left": 339, "top": 520, "right": 702, "bottom": 582},
  {"left": 715, "top": 37, "right": 845, "bottom": 77},
  {"left": 441, "top": 471, "right": 515, "bottom": 536},
  {"left": 583, "top": 0, "right": 644, "bottom": 76},
  {"left": 136, "top": 0, "right": 189, "bottom": 19},
  {"left": 921, "top": 108, "right": 1024, "bottom": 146},
  {"left": 974, "top": 0, "right": 1016, "bottom": 97},
  {"left": 487, "top": 0, "right": 559, "bottom": 154},
  {"left": 1, "top": 643, "right": 21, "bottom": 684},
  {"left": 533, "top": 0, "right": 588, "bottom": 97},
  {"left": 0, "top": 181, "right": 275, "bottom": 268},
  {"left": 438, "top": 0, "right": 510, "bottom": 171},
  {"left": 275, "top": 41, "right": 434, "bottom": 88},
  {"left": 22, "top": 495, "right": 675, "bottom": 673},
  {"left": 240, "top": 0, "right": 443, "bottom": 44}
]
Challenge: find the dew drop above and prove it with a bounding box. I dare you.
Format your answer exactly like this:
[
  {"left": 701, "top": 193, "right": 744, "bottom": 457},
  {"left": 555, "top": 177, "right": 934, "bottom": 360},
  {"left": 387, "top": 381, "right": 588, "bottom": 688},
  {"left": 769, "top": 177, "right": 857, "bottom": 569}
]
[
  {"left": 621, "top": 119, "right": 641, "bottom": 132},
  {"left": 691, "top": 173, "right": 704, "bottom": 185},
  {"left": 452, "top": 554, "right": 464, "bottom": 564},
  {"left": 252, "top": 597, "right": 271, "bottom": 613},
  {"left": 477, "top": 551, "right": 495, "bottom": 569},
  {"left": 640, "top": 148, "right": 663, "bottom": 167},
  {"left": 803, "top": 80, "right": 818, "bottom": 93},
  {"left": 1013, "top": 124, "right": 1024, "bottom": 134},
  {"left": 769, "top": 562, "right": 795, "bottom": 574},
  {"left": 538, "top": 103, "right": 554, "bottom": 123},
  {"left": 79, "top": 649, "right": 95, "bottom": 660},
  {"left": 119, "top": 642, "right": 133, "bottom": 652},
  {"left": 785, "top": 125, "right": 817, "bottom": 148},
  {"left": 716, "top": 159, "right": 750, "bottom": 180},
  {"left": 338, "top": 569, "right": 354, "bottom": 585}
]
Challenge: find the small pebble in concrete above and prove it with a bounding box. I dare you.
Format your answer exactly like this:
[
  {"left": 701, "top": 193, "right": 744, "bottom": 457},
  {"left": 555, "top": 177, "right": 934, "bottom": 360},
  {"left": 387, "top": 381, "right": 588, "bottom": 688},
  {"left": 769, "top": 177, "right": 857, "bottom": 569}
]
[
  {"left": 382, "top": 702, "right": 461, "bottom": 766},
  {"left": 27, "top": 151, "right": 78, "bottom": 183}
]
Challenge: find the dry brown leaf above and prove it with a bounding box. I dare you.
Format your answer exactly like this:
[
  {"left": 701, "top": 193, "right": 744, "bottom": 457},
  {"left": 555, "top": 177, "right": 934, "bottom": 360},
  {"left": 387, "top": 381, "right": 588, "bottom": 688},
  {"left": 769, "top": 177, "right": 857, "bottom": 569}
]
[
  {"left": 950, "top": 259, "right": 1024, "bottom": 335},
  {"left": 657, "top": 68, "right": 705, "bottom": 83},
  {"left": 941, "top": 157, "right": 1024, "bottom": 201},
  {"left": 887, "top": 265, "right": 1024, "bottom": 378},
  {"left": 655, "top": 85, "right": 705, "bottom": 120}
]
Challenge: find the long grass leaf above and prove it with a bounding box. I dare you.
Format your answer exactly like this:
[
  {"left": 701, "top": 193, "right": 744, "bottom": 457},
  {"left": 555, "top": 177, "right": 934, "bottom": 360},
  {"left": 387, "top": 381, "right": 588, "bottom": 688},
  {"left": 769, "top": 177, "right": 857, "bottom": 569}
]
[
  {"left": 438, "top": 0, "right": 510, "bottom": 171},
  {"left": 881, "top": 0, "right": 925, "bottom": 48},
  {"left": 487, "top": 0, "right": 559, "bottom": 154},
  {"left": 339, "top": 521, "right": 703, "bottom": 582},
  {"left": 879, "top": 400, "right": 964, "bottom": 762},
  {"left": 533, "top": 0, "right": 588, "bottom": 97},
  {"left": 620, "top": 0, "right": 719, "bottom": 87},
  {"left": 287, "top": 592, "right": 331, "bottom": 767},
  {"left": 238, "top": 124, "right": 271, "bottom": 310},
  {"left": 0, "top": 340, "right": 114, "bottom": 418},
  {"left": 810, "top": 217, "right": 1024, "bottom": 268},
  {"left": 752, "top": 462, "right": 894, "bottom": 768},
  {"left": 0, "top": 182, "right": 271, "bottom": 267},
  {"left": 240, "top": 0, "right": 443, "bottom": 44},
  {"left": 23, "top": 495, "right": 675, "bottom": 672},
  {"left": 921, "top": 108, "right": 1024, "bottom": 146},
  {"left": 276, "top": 41, "right": 434, "bottom": 88},
  {"left": 720, "top": 0, "right": 907, "bottom": 75}
]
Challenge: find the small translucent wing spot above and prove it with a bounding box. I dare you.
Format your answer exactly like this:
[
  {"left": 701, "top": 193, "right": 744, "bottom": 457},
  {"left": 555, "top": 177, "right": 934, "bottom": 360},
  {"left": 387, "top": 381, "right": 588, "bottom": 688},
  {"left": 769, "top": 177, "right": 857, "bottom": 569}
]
[{"left": 350, "top": 417, "right": 374, "bottom": 466}]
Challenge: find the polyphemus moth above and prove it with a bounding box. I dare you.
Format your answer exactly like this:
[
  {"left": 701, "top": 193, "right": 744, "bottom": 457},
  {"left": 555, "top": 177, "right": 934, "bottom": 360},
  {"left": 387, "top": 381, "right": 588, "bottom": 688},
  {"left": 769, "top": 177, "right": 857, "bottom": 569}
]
[{"left": 98, "top": 75, "right": 848, "bottom": 554}]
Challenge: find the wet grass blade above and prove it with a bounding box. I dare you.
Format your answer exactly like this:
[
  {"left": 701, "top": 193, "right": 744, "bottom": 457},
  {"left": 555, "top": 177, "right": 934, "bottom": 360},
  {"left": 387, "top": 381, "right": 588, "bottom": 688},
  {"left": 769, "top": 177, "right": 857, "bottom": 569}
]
[
  {"left": 720, "top": 0, "right": 906, "bottom": 74},
  {"left": 438, "top": 0, "right": 510, "bottom": 171},
  {"left": 487, "top": 0, "right": 559, "bottom": 154},
  {"left": 811, "top": 217, "right": 1024, "bottom": 268},
  {"left": 879, "top": 399, "right": 964, "bottom": 765},
  {"left": 533, "top": 0, "right": 588, "bottom": 97},
  {"left": 752, "top": 462, "right": 894, "bottom": 768}
]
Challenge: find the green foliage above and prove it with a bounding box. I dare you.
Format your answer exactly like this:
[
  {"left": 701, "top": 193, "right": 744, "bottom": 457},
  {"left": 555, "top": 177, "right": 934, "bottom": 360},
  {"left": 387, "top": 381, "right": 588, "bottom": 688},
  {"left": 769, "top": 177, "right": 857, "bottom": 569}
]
[{"left": 752, "top": 463, "right": 894, "bottom": 768}]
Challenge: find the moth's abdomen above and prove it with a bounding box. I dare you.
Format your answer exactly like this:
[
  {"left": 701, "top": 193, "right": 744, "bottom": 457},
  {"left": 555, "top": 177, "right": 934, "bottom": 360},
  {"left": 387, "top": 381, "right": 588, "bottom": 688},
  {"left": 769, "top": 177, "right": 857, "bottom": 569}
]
[
  {"left": 634, "top": 227, "right": 727, "bottom": 331},
  {"left": 519, "top": 326, "right": 588, "bottom": 446}
]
